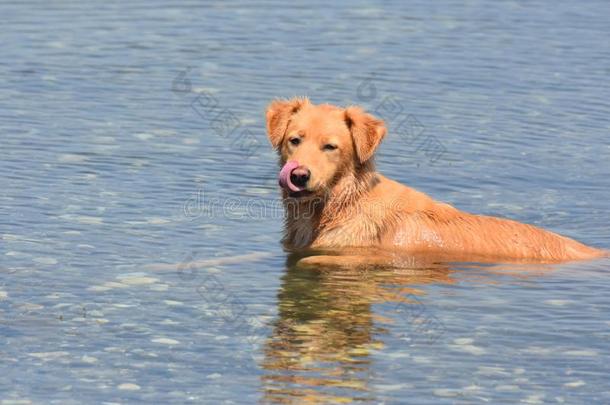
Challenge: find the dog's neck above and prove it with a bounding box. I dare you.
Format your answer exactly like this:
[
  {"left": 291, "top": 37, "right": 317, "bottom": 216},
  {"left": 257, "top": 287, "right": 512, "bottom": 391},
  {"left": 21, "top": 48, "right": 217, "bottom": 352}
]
[{"left": 282, "top": 161, "right": 377, "bottom": 249}]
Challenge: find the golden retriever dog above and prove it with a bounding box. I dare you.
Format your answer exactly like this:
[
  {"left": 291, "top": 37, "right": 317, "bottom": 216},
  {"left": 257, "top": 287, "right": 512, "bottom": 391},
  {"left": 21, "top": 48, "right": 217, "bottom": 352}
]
[{"left": 266, "top": 97, "right": 606, "bottom": 264}]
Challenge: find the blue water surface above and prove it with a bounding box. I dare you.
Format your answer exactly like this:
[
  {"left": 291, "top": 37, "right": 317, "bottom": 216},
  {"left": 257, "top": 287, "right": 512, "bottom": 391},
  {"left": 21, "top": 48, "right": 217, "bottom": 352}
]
[{"left": 1, "top": 1, "right": 609, "bottom": 403}]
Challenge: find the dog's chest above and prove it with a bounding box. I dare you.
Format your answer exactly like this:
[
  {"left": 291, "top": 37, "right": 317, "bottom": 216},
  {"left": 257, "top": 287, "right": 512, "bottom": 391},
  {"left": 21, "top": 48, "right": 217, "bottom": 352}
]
[
  {"left": 311, "top": 217, "right": 380, "bottom": 248},
  {"left": 285, "top": 219, "right": 317, "bottom": 248}
]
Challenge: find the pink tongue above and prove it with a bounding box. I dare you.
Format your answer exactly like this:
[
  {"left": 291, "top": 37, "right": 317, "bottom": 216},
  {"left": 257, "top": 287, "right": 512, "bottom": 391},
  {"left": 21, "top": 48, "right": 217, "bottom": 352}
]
[{"left": 278, "top": 160, "right": 304, "bottom": 192}]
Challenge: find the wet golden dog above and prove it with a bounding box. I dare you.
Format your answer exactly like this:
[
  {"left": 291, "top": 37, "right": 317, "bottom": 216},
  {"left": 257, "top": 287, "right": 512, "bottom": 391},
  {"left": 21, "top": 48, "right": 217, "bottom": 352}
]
[{"left": 266, "top": 98, "right": 606, "bottom": 263}]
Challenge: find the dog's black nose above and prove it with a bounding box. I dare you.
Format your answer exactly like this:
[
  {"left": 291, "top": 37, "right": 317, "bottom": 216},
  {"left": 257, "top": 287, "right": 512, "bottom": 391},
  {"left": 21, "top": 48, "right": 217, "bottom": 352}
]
[{"left": 290, "top": 168, "right": 310, "bottom": 188}]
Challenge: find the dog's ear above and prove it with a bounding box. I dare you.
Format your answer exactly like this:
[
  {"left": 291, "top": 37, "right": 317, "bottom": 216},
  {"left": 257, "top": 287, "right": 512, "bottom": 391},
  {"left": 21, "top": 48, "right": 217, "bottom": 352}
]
[
  {"left": 265, "top": 97, "right": 308, "bottom": 149},
  {"left": 344, "top": 106, "right": 387, "bottom": 163}
]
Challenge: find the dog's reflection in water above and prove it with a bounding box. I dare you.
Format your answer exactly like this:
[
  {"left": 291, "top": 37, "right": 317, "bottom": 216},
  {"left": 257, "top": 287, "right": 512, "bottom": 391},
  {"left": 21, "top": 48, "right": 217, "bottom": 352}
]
[
  {"left": 259, "top": 251, "right": 554, "bottom": 403},
  {"left": 259, "top": 251, "right": 460, "bottom": 404}
]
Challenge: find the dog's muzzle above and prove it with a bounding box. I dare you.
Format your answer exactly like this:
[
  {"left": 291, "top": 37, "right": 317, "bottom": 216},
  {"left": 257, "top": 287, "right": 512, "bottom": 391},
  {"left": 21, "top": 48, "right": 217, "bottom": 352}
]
[{"left": 279, "top": 160, "right": 310, "bottom": 192}]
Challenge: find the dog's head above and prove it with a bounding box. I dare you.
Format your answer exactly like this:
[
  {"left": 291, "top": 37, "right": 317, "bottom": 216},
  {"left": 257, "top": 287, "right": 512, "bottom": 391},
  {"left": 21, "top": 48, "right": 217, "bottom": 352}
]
[{"left": 266, "top": 98, "right": 386, "bottom": 198}]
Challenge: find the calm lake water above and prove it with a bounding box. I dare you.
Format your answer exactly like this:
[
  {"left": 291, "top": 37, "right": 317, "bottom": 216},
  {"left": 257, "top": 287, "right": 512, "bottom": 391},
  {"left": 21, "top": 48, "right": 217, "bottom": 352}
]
[{"left": 1, "top": 1, "right": 609, "bottom": 403}]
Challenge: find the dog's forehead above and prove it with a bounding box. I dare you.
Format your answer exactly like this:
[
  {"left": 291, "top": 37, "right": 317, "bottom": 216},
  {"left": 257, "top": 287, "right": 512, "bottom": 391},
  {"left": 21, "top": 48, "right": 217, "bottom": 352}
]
[{"left": 292, "top": 104, "right": 348, "bottom": 135}]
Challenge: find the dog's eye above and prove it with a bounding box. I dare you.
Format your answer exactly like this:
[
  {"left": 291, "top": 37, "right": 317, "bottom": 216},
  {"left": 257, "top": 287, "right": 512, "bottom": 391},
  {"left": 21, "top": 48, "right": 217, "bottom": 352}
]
[
  {"left": 289, "top": 138, "right": 301, "bottom": 146},
  {"left": 323, "top": 144, "right": 338, "bottom": 151}
]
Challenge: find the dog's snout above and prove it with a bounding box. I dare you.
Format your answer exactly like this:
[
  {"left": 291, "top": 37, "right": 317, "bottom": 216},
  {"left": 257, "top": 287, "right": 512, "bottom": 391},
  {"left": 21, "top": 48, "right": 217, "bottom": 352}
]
[{"left": 290, "top": 167, "right": 310, "bottom": 188}]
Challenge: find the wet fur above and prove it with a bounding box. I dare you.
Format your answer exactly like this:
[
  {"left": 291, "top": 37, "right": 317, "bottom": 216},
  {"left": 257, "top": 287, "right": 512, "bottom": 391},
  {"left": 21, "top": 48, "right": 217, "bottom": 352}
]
[{"left": 267, "top": 98, "right": 606, "bottom": 263}]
